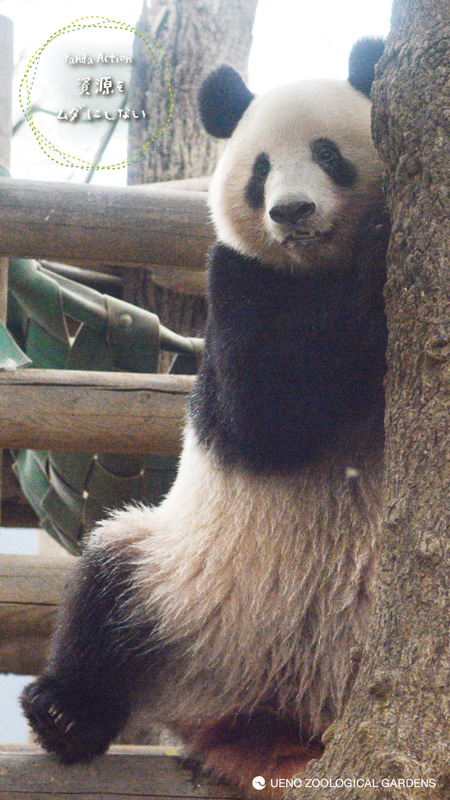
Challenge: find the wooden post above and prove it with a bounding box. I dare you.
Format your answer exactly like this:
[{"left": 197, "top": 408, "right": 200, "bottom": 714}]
[
  {"left": 0, "top": 16, "right": 13, "bottom": 174},
  {"left": 0, "top": 16, "right": 13, "bottom": 527},
  {"left": 0, "top": 15, "right": 13, "bottom": 320}
]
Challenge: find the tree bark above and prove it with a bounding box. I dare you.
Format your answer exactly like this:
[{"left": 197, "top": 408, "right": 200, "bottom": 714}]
[
  {"left": 288, "top": 2, "right": 450, "bottom": 798},
  {"left": 125, "top": 0, "right": 259, "bottom": 340},
  {"left": 127, "top": 0, "right": 258, "bottom": 185}
]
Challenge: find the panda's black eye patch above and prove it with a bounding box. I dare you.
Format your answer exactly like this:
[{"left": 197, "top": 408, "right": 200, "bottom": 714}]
[
  {"left": 310, "top": 138, "right": 357, "bottom": 188},
  {"left": 245, "top": 152, "right": 271, "bottom": 209}
]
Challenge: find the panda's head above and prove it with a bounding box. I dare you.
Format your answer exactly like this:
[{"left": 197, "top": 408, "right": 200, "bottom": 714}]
[{"left": 199, "top": 38, "right": 385, "bottom": 272}]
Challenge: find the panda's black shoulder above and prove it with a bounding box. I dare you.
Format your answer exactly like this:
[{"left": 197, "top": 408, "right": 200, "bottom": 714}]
[
  {"left": 203, "top": 243, "right": 302, "bottom": 329},
  {"left": 190, "top": 240, "right": 387, "bottom": 472}
]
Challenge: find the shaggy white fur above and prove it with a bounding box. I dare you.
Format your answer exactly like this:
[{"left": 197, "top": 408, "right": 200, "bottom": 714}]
[{"left": 90, "top": 421, "right": 383, "bottom": 737}]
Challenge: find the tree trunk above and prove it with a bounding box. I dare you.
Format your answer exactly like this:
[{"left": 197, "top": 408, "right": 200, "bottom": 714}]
[
  {"left": 125, "top": 0, "right": 259, "bottom": 341},
  {"left": 288, "top": 2, "right": 450, "bottom": 798},
  {"left": 128, "top": 0, "right": 258, "bottom": 186}
]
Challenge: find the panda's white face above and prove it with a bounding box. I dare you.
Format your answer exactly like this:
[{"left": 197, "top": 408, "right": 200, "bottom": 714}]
[{"left": 209, "top": 80, "right": 383, "bottom": 272}]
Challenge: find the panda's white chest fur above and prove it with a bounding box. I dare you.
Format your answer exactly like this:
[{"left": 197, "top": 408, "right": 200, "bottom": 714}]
[{"left": 131, "top": 424, "right": 383, "bottom": 735}]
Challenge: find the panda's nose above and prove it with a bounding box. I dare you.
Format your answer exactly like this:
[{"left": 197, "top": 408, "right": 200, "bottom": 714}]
[{"left": 269, "top": 201, "right": 316, "bottom": 226}]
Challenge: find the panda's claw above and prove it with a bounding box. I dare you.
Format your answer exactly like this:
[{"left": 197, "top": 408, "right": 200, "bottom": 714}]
[{"left": 20, "top": 676, "right": 112, "bottom": 764}]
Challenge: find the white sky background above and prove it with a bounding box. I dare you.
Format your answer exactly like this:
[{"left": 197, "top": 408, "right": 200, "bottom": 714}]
[
  {"left": 0, "top": 0, "right": 392, "bottom": 745},
  {"left": 0, "top": 0, "right": 392, "bottom": 186}
]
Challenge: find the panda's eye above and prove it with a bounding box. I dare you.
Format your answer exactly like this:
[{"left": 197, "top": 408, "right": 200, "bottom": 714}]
[
  {"left": 314, "top": 141, "right": 336, "bottom": 163},
  {"left": 311, "top": 138, "right": 340, "bottom": 166},
  {"left": 245, "top": 152, "right": 271, "bottom": 209},
  {"left": 253, "top": 153, "right": 271, "bottom": 179},
  {"left": 310, "top": 137, "right": 357, "bottom": 188}
]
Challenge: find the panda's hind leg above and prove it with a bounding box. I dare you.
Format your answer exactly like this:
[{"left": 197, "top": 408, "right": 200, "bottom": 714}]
[
  {"left": 180, "top": 714, "right": 324, "bottom": 799},
  {"left": 21, "top": 512, "right": 160, "bottom": 763}
]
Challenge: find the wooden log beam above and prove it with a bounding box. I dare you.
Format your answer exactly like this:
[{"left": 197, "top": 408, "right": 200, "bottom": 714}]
[
  {"left": 0, "top": 744, "right": 240, "bottom": 799},
  {"left": 0, "top": 554, "right": 73, "bottom": 674},
  {"left": 0, "top": 17, "right": 14, "bottom": 527},
  {"left": 0, "top": 178, "right": 213, "bottom": 270},
  {"left": 0, "top": 617, "right": 52, "bottom": 675},
  {"left": 0, "top": 554, "right": 73, "bottom": 606},
  {"left": 0, "top": 369, "right": 193, "bottom": 453},
  {"left": 0, "top": 16, "right": 12, "bottom": 325},
  {"left": 0, "top": 16, "right": 13, "bottom": 176},
  {"left": 139, "top": 176, "right": 211, "bottom": 192}
]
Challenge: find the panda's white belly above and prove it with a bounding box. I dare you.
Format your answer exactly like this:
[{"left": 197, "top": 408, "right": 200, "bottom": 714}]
[{"left": 105, "top": 425, "right": 382, "bottom": 735}]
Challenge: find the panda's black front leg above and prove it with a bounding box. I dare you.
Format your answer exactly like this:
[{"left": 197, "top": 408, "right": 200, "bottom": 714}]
[{"left": 21, "top": 545, "right": 157, "bottom": 763}]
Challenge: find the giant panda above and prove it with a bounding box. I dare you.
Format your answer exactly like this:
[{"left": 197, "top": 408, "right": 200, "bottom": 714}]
[{"left": 22, "top": 37, "right": 388, "bottom": 799}]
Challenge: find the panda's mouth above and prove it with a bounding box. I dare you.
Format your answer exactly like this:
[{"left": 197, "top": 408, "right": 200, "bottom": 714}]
[{"left": 282, "top": 229, "right": 331, "bottom": 246}]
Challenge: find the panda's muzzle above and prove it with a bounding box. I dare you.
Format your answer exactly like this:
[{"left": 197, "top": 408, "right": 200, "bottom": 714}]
[
  {"left": 269, "top": 200, "right": 316, "bottom": 227},
  {"left": 269, "top": 200, "right": 325, "bottom": 246}
]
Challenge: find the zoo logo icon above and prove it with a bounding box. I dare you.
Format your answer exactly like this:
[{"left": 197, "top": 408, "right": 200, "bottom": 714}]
[{"left": 252, "top": 776, "right": 266, "bottom": 790}]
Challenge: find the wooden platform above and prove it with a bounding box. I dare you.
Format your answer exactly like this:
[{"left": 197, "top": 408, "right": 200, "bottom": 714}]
[{"left": 0, "top": 744, "right": 243, "bottom": 799}]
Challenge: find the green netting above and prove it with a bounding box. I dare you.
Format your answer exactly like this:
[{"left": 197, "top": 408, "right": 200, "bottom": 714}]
[{"left": 5, "top": 258, "right": 202, "bottom": 555}]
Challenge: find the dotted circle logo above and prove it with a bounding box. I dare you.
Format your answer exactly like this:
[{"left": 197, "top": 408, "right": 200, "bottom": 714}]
[
  {"left": 252, "top": 776, "right": 266, "bottom": 790},
  {"left": 19, "top": 16, "right": 174, "bottom": 171}
]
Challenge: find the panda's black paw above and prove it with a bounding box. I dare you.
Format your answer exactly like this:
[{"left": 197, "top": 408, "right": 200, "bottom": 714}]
[{"left": 21, "top": 676, "right": 114, "bottom": 764}]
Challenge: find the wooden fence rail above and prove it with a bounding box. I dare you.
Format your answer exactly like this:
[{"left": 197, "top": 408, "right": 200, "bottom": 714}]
[
  {"left": 0, "top": 178, "right": 213, "bottom": 270},
  {"left": 0, "top": 554, "right": 73, "bottom": 674},
  {"left": 0, "top": 370, "right": 193, "bottom": 453}
]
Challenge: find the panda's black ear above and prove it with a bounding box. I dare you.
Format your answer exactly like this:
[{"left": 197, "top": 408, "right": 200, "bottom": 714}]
[
  {"left": 198, "top": 65, "right": 254, "bottom": 138},
  {"left": 348, "top": 37, "right": 385, "bottom": 97}
]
